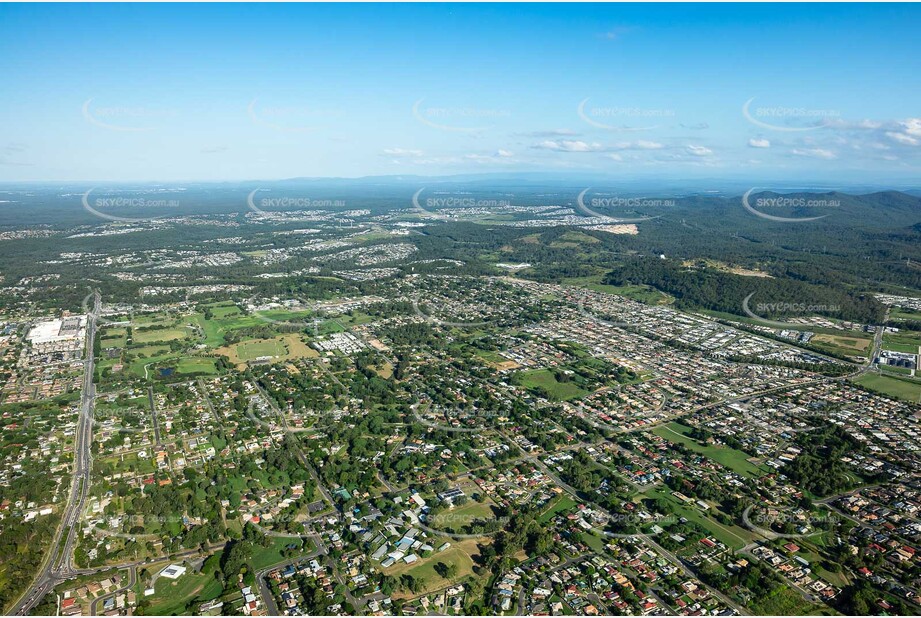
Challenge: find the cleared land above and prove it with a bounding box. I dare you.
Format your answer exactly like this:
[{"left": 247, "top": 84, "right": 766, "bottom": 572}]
[{"left": 811, "top": 333, "right": 872, "bottom": 356}]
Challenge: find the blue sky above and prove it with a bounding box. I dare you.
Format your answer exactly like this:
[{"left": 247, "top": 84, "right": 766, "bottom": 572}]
[{"left": 1, "top": 2, "right": 919, "bottom": 183}]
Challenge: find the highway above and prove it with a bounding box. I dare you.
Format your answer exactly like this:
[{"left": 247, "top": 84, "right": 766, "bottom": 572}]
[{"left": 10, "top": 292, "right": 100, "bottom": 615}]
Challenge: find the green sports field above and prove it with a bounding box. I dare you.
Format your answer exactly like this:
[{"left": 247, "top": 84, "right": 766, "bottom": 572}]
[{"left": 235, "top": 338, "right": 288, "bottom": 361}]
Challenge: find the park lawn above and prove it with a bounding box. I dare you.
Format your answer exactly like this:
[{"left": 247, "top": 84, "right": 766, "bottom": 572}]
[
  {"left": 386, "top": 541, "right": 483, "bottom": 599},
  {"left": 430, "top": 501, "right": 497, "bottom": 533},
  {"left": 652, "top": 422, "right": 767, "bottom": 479},
  {"left": 891, "top": 308, "right": 921, "bottom": 322},
  {"left": 132, "top": 314, "right": 176, "bottom": 327},
  {"left": 880, "top": 365, "right": 915, "bottom": 377},
  {"left": 514, "top": 369, "right": 589, "bottom": 401},
  {"left": 882, "top": 342, "right": 921, "bottom": 354},
  {"left": 176, "top": 357, "right": 219, "bottom": 375},
  {"left": 96, "top": 452, "right": 157, "bottom": 476},
  {"left": 145, "top": 568, "right": 224, "bottom": 615},
  {"left": 133, "top": 327, "right": 190, "bottom": 344},
  {"left": 236, "top": 338, "right": 288, "bottom": 361},
  {"left": 188, "top": 313, "right": 265, "bottom": 348},
  {"left": 100, "top": 334, "right": 128, "bottom": 348},
  {"left": 373, "top": 361, "right": 394, "bottom": 379},
  {"left": 853, "top": 374, "right": 921, "bottom": 402},
  {"left": 258, "top": 308, "right": 315, "bottom": 324},
  {"left": 315, "top": 319, "right": 346, "bottom": 335},
  {"left": 126, "top": 352, "right": 181, "bottom": 378},
  {"left": 216, "top": 334, "right": 318, "bottom": 366},
  {"left": 881, "top": 329, "right": 921, "bottom": 354},
  {"left": 249, "top": 537, "right": 309, "bottom": 571},
  {"left": 581, "top": 530, "right": 607, "bottom": 553},
  {"left": 126, "top": 345, "right": 172, "bottom": 359},
  {"left": 208, "top": 303, "right": 243, "bottom": 319},
  {"left": 539, "top": 495, "right": 577, "bottom": 523},
  {"left": 643, "top": 487, "right": 755, "bottom": 551}
]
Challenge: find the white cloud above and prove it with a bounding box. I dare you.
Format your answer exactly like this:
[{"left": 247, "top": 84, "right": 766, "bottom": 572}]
[
  {"left": 886, "top": 131, "right": 919, "bottom": 146},
  {"left": 606, "top": 153, "right": 624, "bottom": 162},
  {"left": 496, "top": 149, "right": 514, "bottom": 157},
  {"left": 792, "top": 148, "right": 836, "bottom": 160},
  {"left": 686, "top": 145, "right": 713, "bottom": 156},
  {"left": 748, "top": 138, "right": 771, "bottom": 149},
  {"left": 382, "top": 148, "right": 423, "bottom": 157},
  {"left": 533, "top": 139, "right": 603, "bottom": 152},
  {"left": 901, "top": 118, "right": 921, "bottom": 137},
  {"left": 611, "top": 140, "right": 663, "bottom": 150}
]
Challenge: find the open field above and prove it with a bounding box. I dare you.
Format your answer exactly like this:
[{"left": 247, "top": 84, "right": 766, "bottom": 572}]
[
  {"left": 133, "top": 326, "right": 190, "bottom": 344},
  {"left": 132, "top": 314, "right": 176, "bottom": 328},
  {"left": 176, "top": 357, "right": 219, "bottom": 375},
  {"left": 250, "top": 537, "right": 309, "bottom": 570},
  {"left": 373, "top": 361, "right": 394, "bottom": 379},
  {"left": 643, "top": 487, "right": 756, "bottom": 551},
  {"left": 853, "top": 373, "right": 921, "bottom": 402},
  {"left": 215, "top": 333, "right": 318, "bottom": 367},
  {"left": 144, "top": 565, "right": 224, "bottom": 615},
  {"left": 747, "top": 583, "right": 830, "bottom": 615},
  {"left": 236, "top": 338, "right": 288, "bottom": 361},
  {"left": 563, "top": 274, "right": 673, "bottom": 305},
  {"left": 127, "top": 353, "right": 180, "bottom": 378},
  {"left": 549, "top": 230, "right": 601, "bottom": 249},
  {"left": 430, "top": 501, "right": 497, "bottom": 533},
  {"left": 882, "top": 329, "right": 921, "bottom": 354},
  {"left": 652, "top": 422, "right": 767, "bottom": 479},
  {"left": 811, "top": 333, "right": 872, "bottom": 356},
  {"left": 126, "top": 345, "right": 171, "bottom": 358},
  {"left": 514, "top": 368, "right": 589, "bottom": 401},
  {"left": 538, "top": 495, "right": 577, "bottom": 523},
  {"left": 207, "top": 302, "right": 242, "bottom": 319},
  {"left": 386, "top": 539, "right": 484, "bottom": 599}
]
